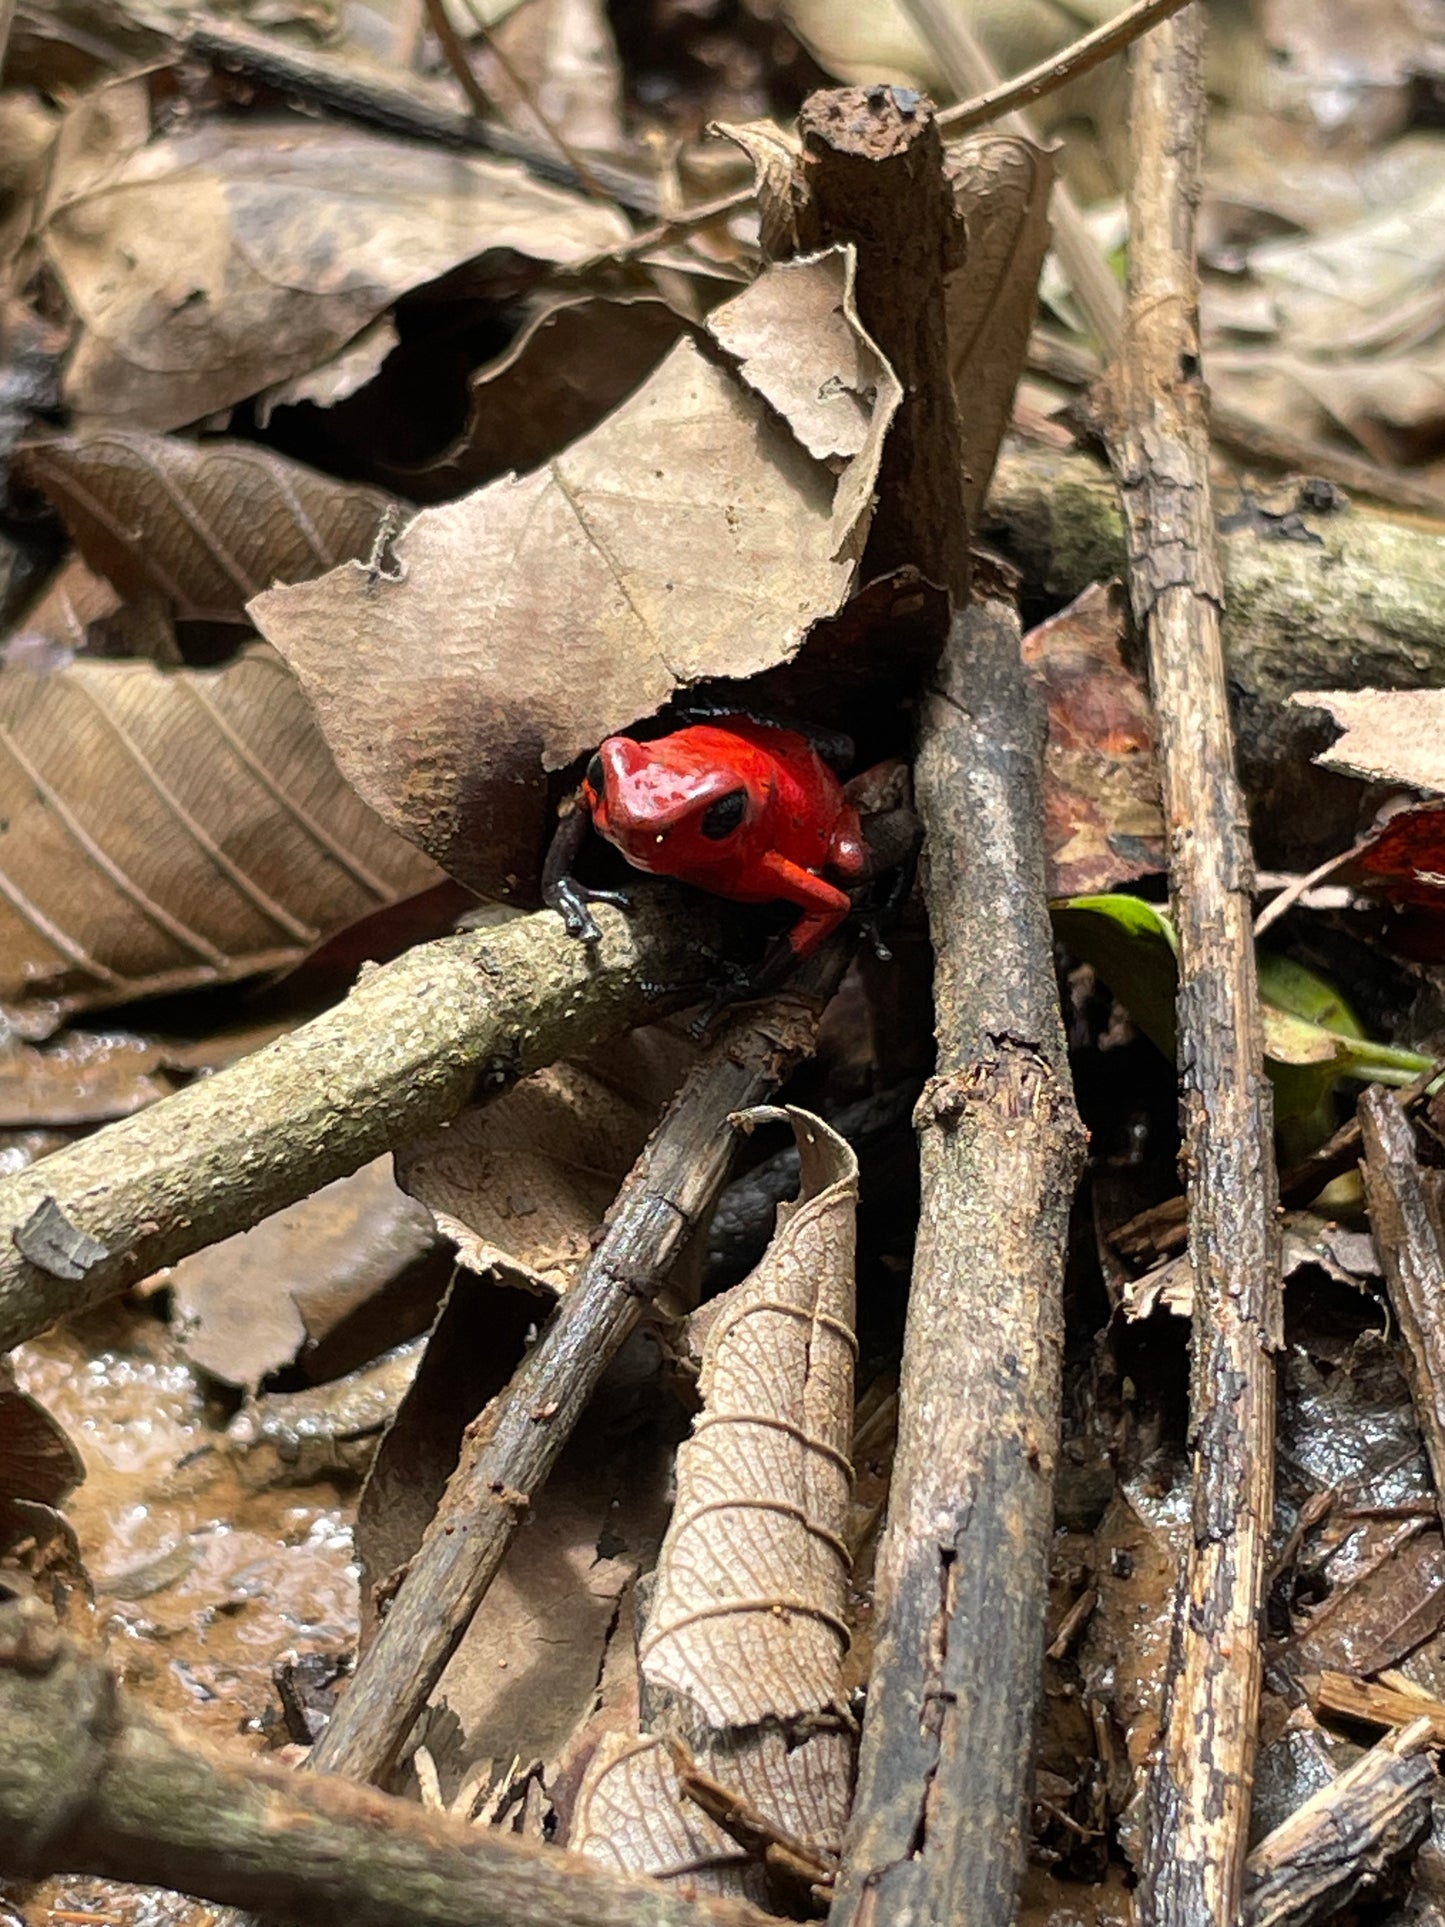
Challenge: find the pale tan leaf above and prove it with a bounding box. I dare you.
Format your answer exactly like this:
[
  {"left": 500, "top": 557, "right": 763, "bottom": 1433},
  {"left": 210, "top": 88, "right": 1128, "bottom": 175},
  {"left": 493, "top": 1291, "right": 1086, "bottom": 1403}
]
[
  {"left": 12, "top": 558, "right": 118, "bottom": 660},
  {"left": 19, "top": 433, "right": 393, "bottom": 623},
  {"left": 639, "top": 1105, "right": 858, "bottom": 1727},
  {"left": 1294, "top": 687, "right": 1445, "bottom": 793},
  {"left": 569, "top": 1734, "right": 748, "bottom": 1890},
  {"left": 947, "top": 134, "right": 1055, "bottom": 524},
  {"left": 396, "top": 1026, "right": 698, "bottom": 1293},
  {"left": 40, "top": 74, "right": 632, "bottom": 430},
  {"left": 0, "top": 647, "right": 443, "bottom": 1015},
  {"left": 250, "top": 262, "right": 891, "bottom": 899},
  {"left": 472, "top": 0, "right": 625, "bottom": 156}
]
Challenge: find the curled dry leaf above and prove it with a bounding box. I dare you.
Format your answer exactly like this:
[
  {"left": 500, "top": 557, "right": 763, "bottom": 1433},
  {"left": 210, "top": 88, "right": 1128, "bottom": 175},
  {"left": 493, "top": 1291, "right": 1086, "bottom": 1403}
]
[
  {"left": 19, "top": 432, "right": 393, "bottom": 623},
  {"left": 250, "top": 250, "right": 898, "bottom": 900},
  {"left": 39, "top": 73, "right": 632, "bottom": 430},
  {"left": 0, "top": 1357, "right": 84, "bottom": 1506},
  {"left": 946, "top": 135, "right": 1055, "bottom": 525},
  {"left": 0, "top": 647, "right": 442, "bottom": 1016},
  {"left": 396, "top": 1024, "right": 698, "bottom": 1294},
  {"left": 571, "top": 1106, "right": 857, "bottom": 1897}
]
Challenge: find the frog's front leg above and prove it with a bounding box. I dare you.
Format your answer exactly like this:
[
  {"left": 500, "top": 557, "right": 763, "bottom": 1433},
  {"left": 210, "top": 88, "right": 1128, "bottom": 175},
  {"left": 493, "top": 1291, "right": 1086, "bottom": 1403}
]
[{"left": 541, "top": 799, "right": 632, "bottom": 945}]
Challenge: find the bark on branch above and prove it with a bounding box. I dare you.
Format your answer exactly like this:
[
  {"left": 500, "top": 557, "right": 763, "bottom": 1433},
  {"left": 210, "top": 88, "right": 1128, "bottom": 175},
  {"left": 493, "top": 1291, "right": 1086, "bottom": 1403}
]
[
  {"left": 0, "top": 896, "right": 741, "bottom": 1352},
  {"left": 831, "top": 598, "right": 1085, "bottom": 1927},
  {"left": 0, "top": 1599, "right": 771, "bottom": 1927},
  {"left": 1099, "top": 12, "right": 1281, "bottom": 1925}
]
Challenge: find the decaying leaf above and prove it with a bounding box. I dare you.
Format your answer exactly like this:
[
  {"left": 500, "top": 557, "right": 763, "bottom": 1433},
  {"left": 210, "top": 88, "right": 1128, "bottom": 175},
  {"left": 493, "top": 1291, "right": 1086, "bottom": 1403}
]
[
  {"left": 19, "top": 432, "right": 394, "bottom": 623},
  {"left": 0, "top": 646, "right": 442, "bottom": 1015},
  {"left": 0, "top": 1356, "right": 84, "bottom": 1506},
  {"left": 570, "top": 1106, "right": 858, "bottom": 1898},
  {"left": 250, "top": 252, "right": 898, "bottom": 900},
  {"left": 39, "top": 72, "right": 632, "bottom": 430},
  {"left": 397, "top": 1025, "right": 697, "bottom": 1294},
  {"left": 168, "top": 1157, "right": 440, "bottom": 1391},
  {"left": 1022, "top": 582, "right": 1164, "bottom": 896},
  {"left": 947, "top": 134, "right": 1055, "bottom": 525}
]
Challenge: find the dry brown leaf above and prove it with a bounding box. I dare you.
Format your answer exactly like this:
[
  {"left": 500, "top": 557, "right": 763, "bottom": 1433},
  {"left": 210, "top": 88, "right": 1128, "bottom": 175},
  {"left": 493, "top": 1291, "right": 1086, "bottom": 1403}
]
[
  {"left": 0, "top": 646, "right": 442, "bottom": 1016},
  {"left": 1294, "top": 688, "right": 1445, "bottom": 794},
  {"left": 639, "top": 1105, "right": 857, "bottom": 1724},
  {"left": 0, "top": 1356, "right": 84, "bottom": 1506},
  {"left": 947, "top": 134, "right": 1054, "bottom": 525},
  {"left": 389, "top": 297, "right": 685, "bottom": 503},
  {"left": 39, "top": 73, "right": 632, "bottom": 430},
  {"left": 471, "top": 0, "right": 625, "bottom": 157},
  {"left": 1021, "top": 581, "right": 1165, "bottom": 896},
  {"left": 19, "top": 433, "right": 394, "bottom": 623},
  {"left": 250, "top": 252, "right": 892, "bottom": 901},
  {"left": 168, "top": 1157, "right": 440, "bottom": 1391},
  {"left": 397, "top": 1025, "right": 698, "bottom": 1293},
  {"left": 571, "top": 1106, "right": 857, "bottom": 1898}
]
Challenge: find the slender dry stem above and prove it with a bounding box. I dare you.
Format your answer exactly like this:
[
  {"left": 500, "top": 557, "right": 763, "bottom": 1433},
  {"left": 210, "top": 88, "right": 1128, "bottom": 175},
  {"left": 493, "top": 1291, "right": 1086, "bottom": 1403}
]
[{"left": 1099, "top": 12, "right": 1281, "bottom": 1925}]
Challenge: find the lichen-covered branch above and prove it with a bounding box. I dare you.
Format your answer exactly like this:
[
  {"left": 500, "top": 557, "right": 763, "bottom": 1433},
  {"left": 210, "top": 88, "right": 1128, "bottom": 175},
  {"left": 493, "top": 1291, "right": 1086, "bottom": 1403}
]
[{"left": 0, "top": 896, "right": 741, "bottom": 1352}]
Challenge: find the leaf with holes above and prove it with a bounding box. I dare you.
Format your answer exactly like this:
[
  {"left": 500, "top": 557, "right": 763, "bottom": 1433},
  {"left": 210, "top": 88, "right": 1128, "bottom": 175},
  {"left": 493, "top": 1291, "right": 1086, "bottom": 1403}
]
[
  {"left": 0, "top": 646, "right": 442, "bottom": 1017},
  {"left": 19, "top": 433, "right": 393, "bottom": 625}
]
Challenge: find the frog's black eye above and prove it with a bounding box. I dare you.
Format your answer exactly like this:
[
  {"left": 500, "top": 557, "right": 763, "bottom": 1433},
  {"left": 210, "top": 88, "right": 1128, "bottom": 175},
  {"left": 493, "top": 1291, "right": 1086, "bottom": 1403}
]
[
  {"left": 700, "top": 788, "right": 747, "bottom": 840},
  {"left": 585, "top": 753, "right": 605, "bottom": 798}
]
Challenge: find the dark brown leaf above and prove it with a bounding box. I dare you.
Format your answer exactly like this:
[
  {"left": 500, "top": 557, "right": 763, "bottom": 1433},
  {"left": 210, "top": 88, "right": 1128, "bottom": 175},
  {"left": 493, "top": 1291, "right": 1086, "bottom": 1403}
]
[{"left": 40, "top": 74, "right": 635, "bottom": 430}]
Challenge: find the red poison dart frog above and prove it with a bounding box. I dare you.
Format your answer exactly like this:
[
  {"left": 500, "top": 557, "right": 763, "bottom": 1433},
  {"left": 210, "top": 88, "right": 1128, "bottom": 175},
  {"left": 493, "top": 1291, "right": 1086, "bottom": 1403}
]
[{"left": 544, "top": 714, "right": 904, "bottom": 971}]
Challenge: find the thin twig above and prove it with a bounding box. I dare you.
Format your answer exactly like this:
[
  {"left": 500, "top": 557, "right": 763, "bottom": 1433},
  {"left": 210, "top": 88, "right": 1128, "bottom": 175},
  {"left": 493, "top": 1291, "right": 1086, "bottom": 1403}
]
[
  {"left": 895, "top": 0, "right": 1123, "bottom": 353},
  {"left": 309, "top": 949, "right": 847, "bottom": 1785},
  {"left": 937, "top": 0, "right": 1194, "bottom": 135},
  {"left": 181, "top": 16, "right": 660, "bottom": 213},
  {"left": 417, "top": 0, "right": 490, "bottom": 117},
  {"left": 0, "top": 1600, "right": 771, "bottom": 1927},
  {"left": 0, "top": 896, "right": 745, "bottom": 1352},
  {"left": 1099, "top": 12, "right": 1281, "bottom": 1926},
  {"left": 1359, "top": 1091, "right": 1445, "bottom": 1523}
]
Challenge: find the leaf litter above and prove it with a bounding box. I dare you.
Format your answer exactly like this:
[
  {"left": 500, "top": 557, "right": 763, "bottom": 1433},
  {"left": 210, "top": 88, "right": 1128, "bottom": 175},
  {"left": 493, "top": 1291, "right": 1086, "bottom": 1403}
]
[{"left": 7, "top": 7, "right": 1445, "bottom": 1926}]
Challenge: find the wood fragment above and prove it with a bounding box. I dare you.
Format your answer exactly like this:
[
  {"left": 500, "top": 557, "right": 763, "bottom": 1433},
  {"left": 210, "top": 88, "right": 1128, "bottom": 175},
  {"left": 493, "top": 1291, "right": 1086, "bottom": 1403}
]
[
  {"left": 0, "top": 1599, "right": 771, "bottom": 1927},
  {"left": 1315, "top": 1672, "right": 1445, "bottom": 1743},
  {"left": 1243, "top": 1720, "right": 1436, "bottom": 1927},
  {"left": 309, "top": 953, "right": 846, "bottom": 1786},
  {"left": 1359, "top": 1090, "right": 1445, "bottom": 1518},
  {"left": 832, "top": 599, "right": 1084, "bottom": 1927},
  {"left": 1099, "top": 14, "right": 1281, "bottom": 1927},
  {"left": 0, "top": 896, "right": 744, "bottom": 1352}
]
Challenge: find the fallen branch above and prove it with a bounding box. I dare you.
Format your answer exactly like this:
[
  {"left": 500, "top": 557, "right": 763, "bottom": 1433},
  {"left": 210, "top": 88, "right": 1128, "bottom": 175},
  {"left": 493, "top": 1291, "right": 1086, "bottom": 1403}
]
[
  {"left": 0, "top": 895, "right": 742, "bottom": 1352},
  {"left": 0, "top": 1599, "right": 771, "bottom": 1927},
  {"left": 832, "top": 596, "right": 1084, "bottom": 1926},
  {"left": 310, "top": 949, "right": 846, "bottom": 1785},
  {"left": 1099, "top": 13, "right": 1280, "bottom": 1926}
]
